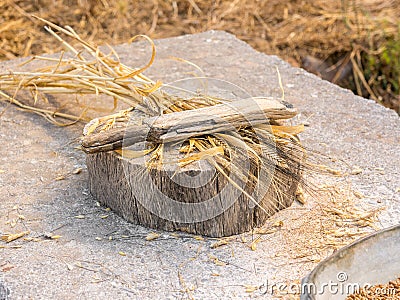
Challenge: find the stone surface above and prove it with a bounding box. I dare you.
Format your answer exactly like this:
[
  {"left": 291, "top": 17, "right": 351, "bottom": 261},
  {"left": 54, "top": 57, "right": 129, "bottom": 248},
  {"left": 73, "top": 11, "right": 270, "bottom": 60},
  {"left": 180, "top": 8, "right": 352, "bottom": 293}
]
[{"left": 0, "top": 31, "right": 399, "bottom": 299}]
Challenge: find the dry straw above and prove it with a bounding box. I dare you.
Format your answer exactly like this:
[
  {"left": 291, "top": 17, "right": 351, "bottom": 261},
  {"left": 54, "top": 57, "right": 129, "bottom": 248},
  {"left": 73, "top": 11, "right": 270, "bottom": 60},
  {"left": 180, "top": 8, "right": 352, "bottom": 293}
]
[{"left": 0, "top": 1, "right": 398, "bottom": 110}]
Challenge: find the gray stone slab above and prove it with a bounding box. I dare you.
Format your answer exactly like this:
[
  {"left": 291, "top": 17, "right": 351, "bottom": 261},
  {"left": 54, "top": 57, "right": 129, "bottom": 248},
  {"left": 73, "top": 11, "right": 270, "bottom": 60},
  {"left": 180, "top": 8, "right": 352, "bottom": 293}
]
[{"left": 0, "top": 31, "right": 399, "bottom": 299}]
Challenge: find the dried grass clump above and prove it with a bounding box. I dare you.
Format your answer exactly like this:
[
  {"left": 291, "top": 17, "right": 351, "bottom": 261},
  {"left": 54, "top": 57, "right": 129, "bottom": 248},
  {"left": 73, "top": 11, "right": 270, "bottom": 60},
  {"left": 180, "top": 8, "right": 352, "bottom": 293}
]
[
  {"left": 0, "top": 17, "right": 163, "bottom": 125},
  {"left": 0, "top": 18, "right": 315, "bottom": 212}
]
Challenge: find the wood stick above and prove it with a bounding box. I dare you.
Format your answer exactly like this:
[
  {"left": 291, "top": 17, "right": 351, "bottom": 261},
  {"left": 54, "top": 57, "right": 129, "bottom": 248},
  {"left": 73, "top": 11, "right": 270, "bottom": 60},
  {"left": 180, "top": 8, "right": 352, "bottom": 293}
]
[{"left": 81, "top": 97, "right": 296, "bottom": 153}]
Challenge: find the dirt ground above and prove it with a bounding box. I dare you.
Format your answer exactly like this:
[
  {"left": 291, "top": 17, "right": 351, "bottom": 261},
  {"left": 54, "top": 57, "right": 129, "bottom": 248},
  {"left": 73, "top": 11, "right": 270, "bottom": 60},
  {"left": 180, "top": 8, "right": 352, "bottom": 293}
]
[{"left": 1, "top": 0, "right": 399, "bottom": 111}]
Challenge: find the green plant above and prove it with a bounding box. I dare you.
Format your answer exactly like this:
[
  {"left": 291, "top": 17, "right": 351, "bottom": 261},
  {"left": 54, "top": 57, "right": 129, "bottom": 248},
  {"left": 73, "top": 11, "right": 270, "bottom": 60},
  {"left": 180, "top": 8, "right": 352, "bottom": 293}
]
[{"left": 362, "top": 24, "right": 400, "bottom": 107}]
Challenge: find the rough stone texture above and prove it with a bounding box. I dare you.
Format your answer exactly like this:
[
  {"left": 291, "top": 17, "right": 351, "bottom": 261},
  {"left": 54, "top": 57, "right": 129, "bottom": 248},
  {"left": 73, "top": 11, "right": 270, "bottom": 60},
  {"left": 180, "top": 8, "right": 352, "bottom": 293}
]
[{"left": 0, "top": 31, "right": 399, "bottom": 299}]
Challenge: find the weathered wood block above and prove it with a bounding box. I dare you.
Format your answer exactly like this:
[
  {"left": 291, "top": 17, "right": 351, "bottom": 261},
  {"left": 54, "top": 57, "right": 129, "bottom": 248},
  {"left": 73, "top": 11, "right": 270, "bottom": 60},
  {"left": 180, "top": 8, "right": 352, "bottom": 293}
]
[{"left": 86, "top": 138, "right": 301, "bottom": 237}]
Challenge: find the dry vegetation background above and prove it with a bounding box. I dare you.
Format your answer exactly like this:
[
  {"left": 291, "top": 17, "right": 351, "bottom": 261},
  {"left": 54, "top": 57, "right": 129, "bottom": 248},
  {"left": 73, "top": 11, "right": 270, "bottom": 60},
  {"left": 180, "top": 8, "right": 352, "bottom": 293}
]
[{"left": 1, "top": 0, "right": 399, "bottom": 112}]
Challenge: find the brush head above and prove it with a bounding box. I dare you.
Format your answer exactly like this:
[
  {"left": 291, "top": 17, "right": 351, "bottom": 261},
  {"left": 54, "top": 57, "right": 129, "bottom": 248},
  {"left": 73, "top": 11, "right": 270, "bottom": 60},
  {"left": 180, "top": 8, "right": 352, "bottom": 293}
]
[{"left": 0, "top": 18, "right": 317, "bottom": 236}]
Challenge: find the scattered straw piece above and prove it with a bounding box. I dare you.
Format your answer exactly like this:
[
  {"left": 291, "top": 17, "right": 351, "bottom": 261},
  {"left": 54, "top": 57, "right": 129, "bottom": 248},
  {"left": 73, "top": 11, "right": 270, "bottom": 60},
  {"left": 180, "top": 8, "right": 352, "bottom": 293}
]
[
  {"left": 1, "top": 231, "right": 30, "bottom": 243},
  {"left": 72, "top": 167, "right": 83, "bottom": 174},
  {"left": 210, "top": 239, "right": 229, "bottom": 249},
  {"left": 353, "top": 190, "right": 364, "bottom": 199},
  {"left": 315, "top": 164, "right": 342, "bottom": 176},
  {"left": 145, "top": 232, "right": 160, "bottom": 241},
  {"left": 55, "top": 175, "right": 65, "bottom": 181},
  {"left": 351, "top": 166, "right": 363, "bottom": 175},
  {"left": 208, "top": 255, "right": 226, "bottom": 266},
  {"left": 244, "top": 285, "right": 259, "bottom": 293}
]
